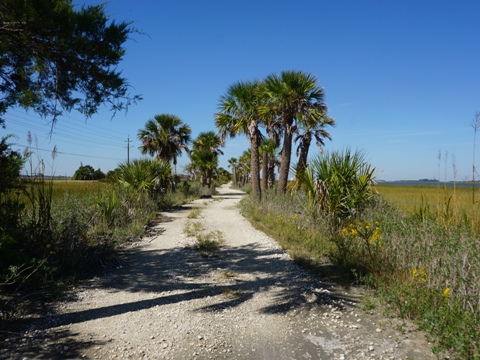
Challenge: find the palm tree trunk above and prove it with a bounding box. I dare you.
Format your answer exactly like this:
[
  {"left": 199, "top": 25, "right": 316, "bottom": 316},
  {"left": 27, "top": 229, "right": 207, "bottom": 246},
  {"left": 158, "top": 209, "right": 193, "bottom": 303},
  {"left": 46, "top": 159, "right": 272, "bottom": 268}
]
[
  {"left": 249, "top": 125, "right": 262, "bottom": 199},
  {"left": 206, "top": 170, "right": 211, "bottom": 187},
  {"left": 232, "top": 167, "right": 237, "bottom": 187},
  {"left": 277, "top": 122, "right": 293, "bottom": 195},
  {"left": 267, "top": 158, "right": 276, "bottom": 189},
  {"left": 261, "top": 152, "right": 268, "bottom": 192},
  {"left": 296, "top": 133, "right": 312, "bottom": 178}
]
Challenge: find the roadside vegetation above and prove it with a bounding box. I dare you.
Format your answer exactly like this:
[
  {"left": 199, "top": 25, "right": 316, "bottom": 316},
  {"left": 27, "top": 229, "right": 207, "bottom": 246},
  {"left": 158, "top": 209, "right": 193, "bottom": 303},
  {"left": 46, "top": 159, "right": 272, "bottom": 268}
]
[
  {"left": 241, "top": 149, "right": 480, "bottom": 359},
  {"left": 0, "top": 133, "right": 224, "bottom": 321}
]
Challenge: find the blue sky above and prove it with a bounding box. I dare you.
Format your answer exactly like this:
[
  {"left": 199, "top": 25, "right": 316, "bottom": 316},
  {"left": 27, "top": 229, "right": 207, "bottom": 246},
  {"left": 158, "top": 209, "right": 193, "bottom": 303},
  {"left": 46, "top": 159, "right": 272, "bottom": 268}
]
[{"left": 2, "top": 0, "right": 480, "bottom": 181}]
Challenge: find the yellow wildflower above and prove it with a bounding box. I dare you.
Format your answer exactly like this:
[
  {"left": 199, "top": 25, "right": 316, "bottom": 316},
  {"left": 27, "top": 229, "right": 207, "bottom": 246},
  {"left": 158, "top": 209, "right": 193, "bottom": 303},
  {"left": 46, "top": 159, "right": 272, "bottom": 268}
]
[
  {"left": 442, "top": 287, "right": 451, "bottom": 300},
  {"left": 369, "top": 227, "right": 381, "bottom": 243},
  {"left": 412, "top": 268, "right": 418, "bottom": 280},
  {"left": 419, "top": 266, "right": 427, "bottom": 283}
]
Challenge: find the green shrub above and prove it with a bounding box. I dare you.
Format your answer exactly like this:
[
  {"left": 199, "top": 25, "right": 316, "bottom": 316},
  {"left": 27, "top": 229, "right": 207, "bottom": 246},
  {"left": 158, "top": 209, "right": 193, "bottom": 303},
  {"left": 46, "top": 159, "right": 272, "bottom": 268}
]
[{"left": 115, "top": 158, "right": 172, "bottom": 197}]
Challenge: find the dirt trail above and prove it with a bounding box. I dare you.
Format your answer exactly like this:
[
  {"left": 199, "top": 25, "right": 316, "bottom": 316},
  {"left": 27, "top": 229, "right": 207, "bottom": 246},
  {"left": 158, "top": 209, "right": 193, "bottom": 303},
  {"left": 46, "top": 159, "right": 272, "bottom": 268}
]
[{"left": 2, "top": 184, "right": 439, "bottom": 359}]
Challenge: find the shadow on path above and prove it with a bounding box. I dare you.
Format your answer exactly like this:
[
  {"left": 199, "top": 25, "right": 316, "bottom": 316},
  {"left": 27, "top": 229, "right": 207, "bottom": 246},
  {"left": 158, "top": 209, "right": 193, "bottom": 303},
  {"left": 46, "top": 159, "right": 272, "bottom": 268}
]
[{"left": 24, "top": 240, "right": 354, "bottom": 333}]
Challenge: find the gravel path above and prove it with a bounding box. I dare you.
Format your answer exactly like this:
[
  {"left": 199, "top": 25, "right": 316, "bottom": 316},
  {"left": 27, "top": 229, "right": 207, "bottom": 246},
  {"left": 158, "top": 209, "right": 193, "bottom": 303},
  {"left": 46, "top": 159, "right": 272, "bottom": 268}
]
[{"left": 2, "top": 184, "right": 439, "bottom": 359}]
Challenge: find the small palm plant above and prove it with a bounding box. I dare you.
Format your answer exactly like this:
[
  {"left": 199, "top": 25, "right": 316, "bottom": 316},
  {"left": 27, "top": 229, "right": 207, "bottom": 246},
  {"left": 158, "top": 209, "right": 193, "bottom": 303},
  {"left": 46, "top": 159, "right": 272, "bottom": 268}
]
[
  {"left": 295, "top": 148, "right": 377, "bottom": 268},
  {"left": 295, "top": 148, "right": 376, "bottom": 223},
  {"left": 115, "top": 158, "right": 172, "bottom": 197}
]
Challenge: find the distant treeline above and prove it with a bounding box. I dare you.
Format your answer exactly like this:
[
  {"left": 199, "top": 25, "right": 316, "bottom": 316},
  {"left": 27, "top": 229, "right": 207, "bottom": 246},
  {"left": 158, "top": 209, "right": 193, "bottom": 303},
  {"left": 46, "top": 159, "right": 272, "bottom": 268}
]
[{"left": 378, "top": 180, "right": 480, "bottom": 188}]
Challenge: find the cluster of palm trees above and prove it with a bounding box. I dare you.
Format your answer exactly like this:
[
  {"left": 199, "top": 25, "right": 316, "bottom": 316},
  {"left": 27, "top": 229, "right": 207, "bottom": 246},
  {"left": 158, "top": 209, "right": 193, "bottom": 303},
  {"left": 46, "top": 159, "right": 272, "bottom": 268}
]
[
  {"left": 137, "top": 114, "right": 223, "bottom": 187},
  {"left": 135, "top": 70, "right": 334, "bottom": 198},
  {"left": 215, "top": 70, "right": 335, "bottom": 198}
]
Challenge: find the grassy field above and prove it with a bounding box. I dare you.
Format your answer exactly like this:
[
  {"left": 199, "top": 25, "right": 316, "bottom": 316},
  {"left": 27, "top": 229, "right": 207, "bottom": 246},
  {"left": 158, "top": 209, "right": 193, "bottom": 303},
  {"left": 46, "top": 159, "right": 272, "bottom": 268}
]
[
  {"left": 375, "top": 184, "right": 479, "bottom": 230},
  {"left": 22, "top": 178, "right": 108, "bottom": 200}
]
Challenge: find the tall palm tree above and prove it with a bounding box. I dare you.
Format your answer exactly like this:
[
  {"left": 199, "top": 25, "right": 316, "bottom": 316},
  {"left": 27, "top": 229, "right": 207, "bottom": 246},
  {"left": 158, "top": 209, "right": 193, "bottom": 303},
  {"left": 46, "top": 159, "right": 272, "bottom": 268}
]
[
  {"left": 190, "top": 131, "right": 224, "bottom": 187},
  {"left": 228, "top": 157, "right": 238, "bottom": 186},
  {"left": 137, "top": 114, "right": 191, "bottom": 172},
  {"left": 259, "top": 70, "right": 326, "bottom": 195},
  {"left": 215, "top": 81, "right": 263, "bottom": 198},
  {"left": 295, "top": 114, "right": 335, "bottom": 177}
]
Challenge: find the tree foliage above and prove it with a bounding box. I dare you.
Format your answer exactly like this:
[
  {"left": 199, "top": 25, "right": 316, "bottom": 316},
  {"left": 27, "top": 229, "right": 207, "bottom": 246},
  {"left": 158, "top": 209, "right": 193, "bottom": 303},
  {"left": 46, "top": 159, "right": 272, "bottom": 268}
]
[
  {"left": 259, "top": 70, "right": 328, "bottom": 195},
  {"left": 0, "top": 135, "right": 25, "bottom": 237},
  {"left": 72, "top": 164, "right": 104, "bottom": 180},
  {"left": 190, "top": 131, "right": 223, "bottom": 187},
  {"left": 138, "top": 114, "right": 192, "bottom": 167},
  {"left": 0, "top": 0, "right": 141, "bottom": 126},
  {"left": 215, "top": 81, "right": 263, "bottom": 198}
]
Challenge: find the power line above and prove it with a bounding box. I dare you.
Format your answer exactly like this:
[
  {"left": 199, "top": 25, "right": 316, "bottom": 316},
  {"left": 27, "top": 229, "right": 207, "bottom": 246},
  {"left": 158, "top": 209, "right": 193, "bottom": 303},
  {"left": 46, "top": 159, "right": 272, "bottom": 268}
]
[
  {"left": 11, "top": 143, "right": 125, "bottom": 161},
  {"left": 9, "top": 108, "right": 131, "bottom": 138},
  {"left": 6, "top": 112, "right": 128, "bottom": 145}
]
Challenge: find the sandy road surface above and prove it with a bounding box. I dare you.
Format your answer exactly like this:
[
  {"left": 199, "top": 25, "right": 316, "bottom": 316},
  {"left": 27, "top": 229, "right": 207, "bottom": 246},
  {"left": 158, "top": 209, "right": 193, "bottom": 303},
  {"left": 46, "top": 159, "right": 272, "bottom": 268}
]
[{"left": 2, "top": 184, "right": 439, "bottom": 359}]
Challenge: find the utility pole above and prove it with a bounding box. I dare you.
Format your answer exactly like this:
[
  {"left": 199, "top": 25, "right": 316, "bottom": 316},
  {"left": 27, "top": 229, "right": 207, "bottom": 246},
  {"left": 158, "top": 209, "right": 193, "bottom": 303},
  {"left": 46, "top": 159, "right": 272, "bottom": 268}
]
[{"left": 125, "top": 136, "right": 133, "bottom": 164}]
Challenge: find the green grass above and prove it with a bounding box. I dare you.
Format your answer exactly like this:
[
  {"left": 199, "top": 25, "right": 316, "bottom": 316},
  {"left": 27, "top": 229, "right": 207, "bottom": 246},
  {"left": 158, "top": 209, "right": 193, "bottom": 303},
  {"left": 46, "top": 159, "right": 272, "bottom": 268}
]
[
  {"left": 183, "top": 220, "right": 205, "bottom": 237},
  {"left": 187, "top": 208, "right": 202, "bottom": 219}
]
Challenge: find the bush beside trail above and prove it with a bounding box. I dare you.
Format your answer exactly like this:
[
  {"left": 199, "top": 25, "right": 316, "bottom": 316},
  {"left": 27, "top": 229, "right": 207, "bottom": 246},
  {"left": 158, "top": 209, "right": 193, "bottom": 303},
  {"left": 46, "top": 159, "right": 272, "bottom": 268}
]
[{"left": 0, "top": 153, "right": 218, "bottom": 321}]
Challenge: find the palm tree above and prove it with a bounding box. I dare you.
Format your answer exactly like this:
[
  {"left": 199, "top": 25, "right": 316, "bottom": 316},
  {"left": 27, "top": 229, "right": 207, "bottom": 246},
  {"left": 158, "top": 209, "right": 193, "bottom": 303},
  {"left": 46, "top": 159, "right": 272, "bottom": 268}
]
[
  {"left": 228, "top": 157, "right": 238, "bottom": 186},
  {"left": 190, "top": 131, "right": 224, "bottom": 187},
  {"left": 237, "top": 149, "right": 251, "bottom": 187},
  {"left": 192, "top": 131, "right": 224, "bottom": 157},
  {"left": 190, "top": 150, "right": 218, "bottom": 187},
  {"left": 259, "top": 70, "right": 326, "bottom": 195},
  {"left": 295, "top": 114, "right": 335, "bottom": 177},
  {"left": 215, "top": 81, "right": 263, "bottom": 199},
  {"left": 137, "top": 114, "right": 191, "bottom": 172}
]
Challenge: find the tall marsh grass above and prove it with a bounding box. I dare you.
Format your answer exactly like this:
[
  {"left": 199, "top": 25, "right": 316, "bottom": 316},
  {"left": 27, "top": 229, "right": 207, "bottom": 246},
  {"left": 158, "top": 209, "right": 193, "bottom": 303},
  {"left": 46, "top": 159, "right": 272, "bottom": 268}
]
[{"left": 376, "top": 184, "right": 480, "bottom": 232}]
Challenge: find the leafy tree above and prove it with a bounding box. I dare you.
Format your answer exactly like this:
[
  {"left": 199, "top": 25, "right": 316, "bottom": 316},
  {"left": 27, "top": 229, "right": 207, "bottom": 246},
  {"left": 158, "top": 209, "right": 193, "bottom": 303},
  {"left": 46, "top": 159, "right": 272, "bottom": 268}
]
[
  {"left": 0, "top": 135, "right": 25, "bottom": 235},
  {"left": 295, "top": 114, "right": 335, "bottom": 177},
  {"left": 93, "top": 168, "right": 106, "bottom": 180},
  {"left": 216, "top": 81, "right": 263, "bottom": 198},
  {"left": 0, "top": 0, "right": 141, "bottom": 127},
  {"left": 72, "top": 164, "right": 95, "bottom": 180},
  {"left": 137, "top": 114, "right": 192, "bottom": 171},
  {"left": 0, "top": 135, "right": 24, "bottom": 194},
  {"left": 259, "top": 71, "right": 326, "bottom": 195}
]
